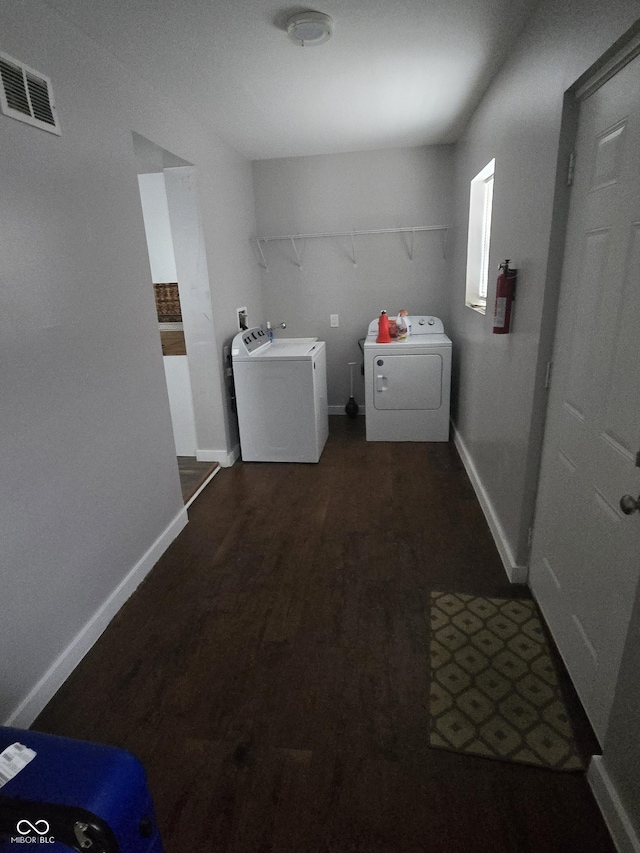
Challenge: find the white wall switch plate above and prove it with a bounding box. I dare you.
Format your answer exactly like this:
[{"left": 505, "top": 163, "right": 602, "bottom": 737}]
[{"left": 330, "top": 314, "right": 339, "bottom": 327}]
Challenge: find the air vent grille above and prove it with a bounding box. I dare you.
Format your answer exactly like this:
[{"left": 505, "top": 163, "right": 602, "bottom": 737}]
[
  {"left": 27, "top": 74, "right": 55, "bottom": 125},
  {"left": 1, "top": 59, "right": 30, "bottom": 113},
  {"left": 0, "top": 51, "right": 61, "bottom": 135}
]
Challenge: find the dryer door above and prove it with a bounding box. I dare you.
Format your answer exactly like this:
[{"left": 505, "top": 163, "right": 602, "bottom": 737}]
[{"left": 372, "top": 353, "right": 442, "bottom": 410}]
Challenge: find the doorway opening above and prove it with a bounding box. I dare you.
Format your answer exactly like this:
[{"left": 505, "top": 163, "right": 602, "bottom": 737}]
[{"left": 133, "top": 133, "right": 219, "bottom": 504}]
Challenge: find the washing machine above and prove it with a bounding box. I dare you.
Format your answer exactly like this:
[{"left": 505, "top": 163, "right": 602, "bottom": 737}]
[
  {"left": 232, "top": 328, "right": 329, "bottom": 462},
  {"left": 364, "top": 316, "right": 451, "bottom": 441}
]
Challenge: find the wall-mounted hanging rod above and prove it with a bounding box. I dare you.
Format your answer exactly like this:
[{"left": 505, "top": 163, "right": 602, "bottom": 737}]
[
  {"left": 257, "top": 224, "right": 449, "bottom": 242},
  {"left": 254, "top": 224, "right": 450, "bottom": 270}
]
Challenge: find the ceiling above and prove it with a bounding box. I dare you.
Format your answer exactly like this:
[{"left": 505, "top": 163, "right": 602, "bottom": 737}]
[{"left": 44, "top": 0, "right": 540, "bottom": 161}]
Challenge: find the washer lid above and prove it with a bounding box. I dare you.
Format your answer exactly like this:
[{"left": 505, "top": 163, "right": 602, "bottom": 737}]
[
  {"left": 251, "top": 340, "right": 323, "bottom": 360},
  {"left": 232, "top": 328, "right": 323, "bottom": 360}
]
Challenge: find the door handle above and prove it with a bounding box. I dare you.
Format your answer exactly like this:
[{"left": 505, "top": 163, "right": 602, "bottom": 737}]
[
  {"left": 376, "top": 374, "right": 388, "bottom": 392},
  {"left": 620, "top": 494, "right": 640, "bottom": 515}
]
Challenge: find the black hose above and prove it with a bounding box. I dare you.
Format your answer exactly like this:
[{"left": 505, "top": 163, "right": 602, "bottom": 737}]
[{"left": 358, "top": 338, "right": 366, "bottom": 375}]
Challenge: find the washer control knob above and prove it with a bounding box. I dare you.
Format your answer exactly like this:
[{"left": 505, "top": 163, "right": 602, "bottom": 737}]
[
  {"left": 377, "top": 359, "right": 384, "bottom": 366},
  {"left": 428, "top": 318, "right": 435, "bottom": 325}
]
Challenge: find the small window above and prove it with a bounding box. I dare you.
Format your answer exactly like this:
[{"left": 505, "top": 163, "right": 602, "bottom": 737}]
[{"left": 465, "top": 159, "right": 495, "bottom": 313}]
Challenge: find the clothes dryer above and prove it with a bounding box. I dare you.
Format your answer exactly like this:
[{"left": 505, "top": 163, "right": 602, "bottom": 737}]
[{"left": 364, "top": 316, "right": 451, "bottom": 441}]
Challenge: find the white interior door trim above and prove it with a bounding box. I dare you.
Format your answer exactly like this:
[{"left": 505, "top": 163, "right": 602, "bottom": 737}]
[{"left": 574, "top": 25, "right": 640, "bottom": 101}]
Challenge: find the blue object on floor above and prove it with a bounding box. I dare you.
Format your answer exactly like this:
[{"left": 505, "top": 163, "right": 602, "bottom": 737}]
[{"left": 0, "top": 726, "right": 163, "bottom": 852}]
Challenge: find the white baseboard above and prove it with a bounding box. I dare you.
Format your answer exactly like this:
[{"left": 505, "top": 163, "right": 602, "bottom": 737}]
[
  {"left": 588, "top": 756, "right": 640, "bottom": 853},
  {"left": 185, "top": 465, "right": 220, "bottom": 509},
  {"left": 196, "top": 444, "right": 240, "bottom": 467},
  {"left": 328, "top": 405, "right": 366, "bottom": 415},
  {"left": 4, "top": 507, "right": 188, "bottom": 729},
  {"left": 452, "top": 424, "right": 528, "bottom": 584}
]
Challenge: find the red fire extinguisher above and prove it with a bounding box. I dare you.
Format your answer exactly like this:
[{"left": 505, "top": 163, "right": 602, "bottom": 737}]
[{"left": 493, "top": 259, "right": 517, "bottom": 334}]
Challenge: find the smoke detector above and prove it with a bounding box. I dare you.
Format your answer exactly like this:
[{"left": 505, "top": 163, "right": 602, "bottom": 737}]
[{"left": 286, "top": 12, "right": 333, "bottom": 47}]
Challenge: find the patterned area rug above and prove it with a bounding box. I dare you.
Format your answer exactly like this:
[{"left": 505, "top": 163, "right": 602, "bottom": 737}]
[{"left": 429, "top": 591, "right": 584, "bottom": 771}]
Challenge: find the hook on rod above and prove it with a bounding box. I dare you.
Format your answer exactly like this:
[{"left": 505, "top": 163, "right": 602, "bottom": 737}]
[
  {"left": 440, "top": 227, "right": 449, "bottom": 259},
  {"left": 290, "top": 237, "right": 302, "bottom": 269},
  {"left": 256, "top": 239, "right": 268, "bottom": 270}
]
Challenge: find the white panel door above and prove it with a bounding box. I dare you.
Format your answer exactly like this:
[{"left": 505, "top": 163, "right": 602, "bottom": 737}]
[{"left": 529, "top": 55, "right": 640, "bottom": 741}]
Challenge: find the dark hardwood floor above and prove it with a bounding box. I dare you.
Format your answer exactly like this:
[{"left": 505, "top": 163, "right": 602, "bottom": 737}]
[
  {"left": 177, "top": 457, "right": 219, "bottom": 505},
  {"left": 35, "top": 417, "right": 613, "bottom": 852}
]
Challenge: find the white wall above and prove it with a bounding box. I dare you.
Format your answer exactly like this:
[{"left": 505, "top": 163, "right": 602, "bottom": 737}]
[
  {"left": 600, "top": 588, "right": 640, "bottom": 847},
  {"left": 253, "top": 146, "right": 454, "bottom": 408},
  {"left": 138, "top": 172, "right": 197, "bottom": 458},
  {"left": 0, "top": 0, "right": 261, "bottom": 725},
  {"left": 163, "top": 357, "right": 197, "bottom": 456},
  {"left": 137, "top": 173, "right": 178, "bottom": 283},
  {"left": 164, "top": 167, "right": 231, "bottom": 462},
  {"left": 449, "top": 0, "right": 640, "bottom": 842},
  {"left": 449, "top": 0, "right": 640, "bottom": 570}
]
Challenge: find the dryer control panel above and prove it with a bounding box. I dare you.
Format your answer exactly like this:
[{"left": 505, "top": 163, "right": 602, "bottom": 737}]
[{"left": 366, "top": 316, "right": 444, "bottom": 337}]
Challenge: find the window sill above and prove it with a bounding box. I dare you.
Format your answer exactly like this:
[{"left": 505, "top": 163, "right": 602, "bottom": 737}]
[{"left": 466, "top": 301, "right": 486, "bottom": 315}]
